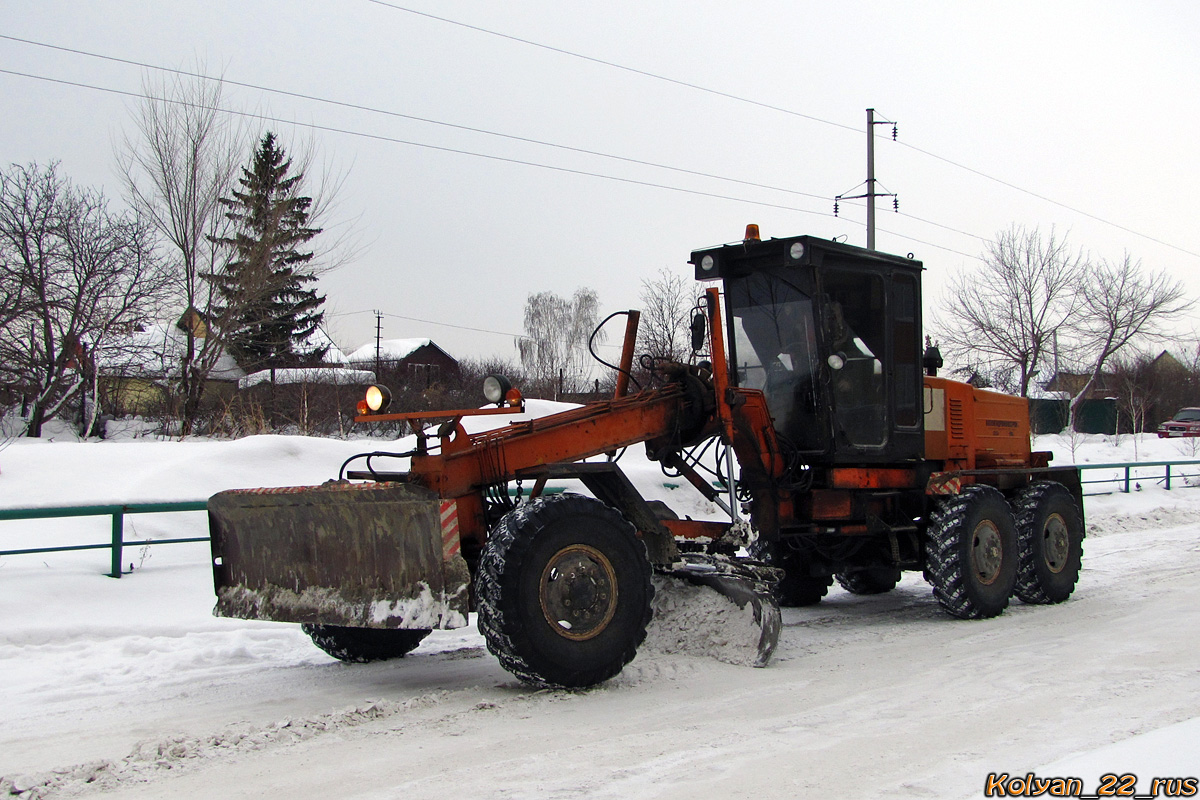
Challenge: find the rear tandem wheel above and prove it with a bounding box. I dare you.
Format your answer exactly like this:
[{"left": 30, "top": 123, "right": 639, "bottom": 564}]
[
  {"left": 1012, "top": 481, "right": 1084, "bottom": 604},
  {"left": 924, "top": 485, "right": 1019, "bottom": 619}
]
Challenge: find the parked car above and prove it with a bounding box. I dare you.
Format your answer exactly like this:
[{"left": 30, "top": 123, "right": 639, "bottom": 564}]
[{"left": 1157, "top": 407, "right": 1200, "bottom": 437}]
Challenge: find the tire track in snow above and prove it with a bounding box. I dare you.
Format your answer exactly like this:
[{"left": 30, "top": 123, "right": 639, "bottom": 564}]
[{"left": 0, "top": 692, "right": 453, "bottom": 798}]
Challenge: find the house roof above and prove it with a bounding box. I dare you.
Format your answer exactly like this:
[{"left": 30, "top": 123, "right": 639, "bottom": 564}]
[
  {"left": 96, "top": 322, "right": 244, "bottom": 381},
  {"left": 346, "top": 338, "right": 455, "bottom": 364}
]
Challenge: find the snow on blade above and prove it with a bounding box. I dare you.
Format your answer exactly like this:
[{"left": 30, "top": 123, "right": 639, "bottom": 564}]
[{"left": 215, "top": 582, "right": 469, "bottom": 631}]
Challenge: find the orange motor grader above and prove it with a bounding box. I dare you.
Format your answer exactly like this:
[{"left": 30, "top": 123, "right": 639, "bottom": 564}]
[{"left": 207, "top": 228, "right": 1084, "bottom": 689}]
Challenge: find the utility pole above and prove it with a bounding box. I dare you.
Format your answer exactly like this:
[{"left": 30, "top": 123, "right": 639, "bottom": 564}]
[
  {"left": 866, "top": 108, "right": 878, "bottom": 250},
  {"left": 835, "top": 108, "right": 898, "bottom": 250},
  {"left": 374, "top": 310, "right": 383, "bottom": 378}
]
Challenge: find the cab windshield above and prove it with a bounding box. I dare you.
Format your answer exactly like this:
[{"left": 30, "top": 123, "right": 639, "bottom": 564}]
[{"left": 726, "top": 273, "right": 824, "bottom": 452}]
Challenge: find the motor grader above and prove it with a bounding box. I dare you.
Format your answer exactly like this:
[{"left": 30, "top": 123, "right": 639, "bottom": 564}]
[{"left": 208, "top": 228, "right": 1085, "bottom": 688}]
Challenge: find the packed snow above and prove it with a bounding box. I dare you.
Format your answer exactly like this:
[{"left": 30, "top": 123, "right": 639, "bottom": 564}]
[{"left": 1, "top": 419, "right": 1199, "bottom": 798}]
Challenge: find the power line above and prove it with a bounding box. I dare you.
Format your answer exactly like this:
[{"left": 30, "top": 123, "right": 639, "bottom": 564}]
[
  {"left": 897, "top": 213, "right": 986, "bottom": 243},
  {"left": 0, "top": 67, "right": 837, "bottom": 221},
  {"left": 0, "top": 36, "right": 1031, "bottom": 259},
  {"left": 0, "top": 34, "right": 1016, "bottom": 259},
  {"left": 381, "top": 311, "right": 519, "bottom": 340},
  {"left": 5, "top": 20, "right": 1192, "bottom": 261},
  {"left": 0, "top": 65, "right": 988, "bottom": 264},
  {"left": 364, "top": 1, "right": 862, "bottom": 136},
  {"left": 0, "top": 34, "right": 831, "bottom": 204},
  {"left": 362, "top": 1, "right": 1200, "bottom": 261},
  {"left": 338, "top": 309, "right": 625, "bottom": 352},
  {"left": 894, "top": 139, "right": 1200, "bottom": 258}
]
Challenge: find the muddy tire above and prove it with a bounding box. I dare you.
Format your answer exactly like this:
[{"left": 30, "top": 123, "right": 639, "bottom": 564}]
[
  {"left": 925, "top": 485, "right": 1018, "bottom": 619},
  {"left": 475, "top": 494, "right": 652, "bottom": 689},
  {"left": 749, "top": 541, "right": 832, "bottom": 607},
  {"left": 835, "top": 567, "right": 901, "bottom": 595},
  {"left": 301, "top": 625, "right": 430, "bottom": 663},
  {"left": 1012, "top": 482, "right": 1084, "bottom": 604}
]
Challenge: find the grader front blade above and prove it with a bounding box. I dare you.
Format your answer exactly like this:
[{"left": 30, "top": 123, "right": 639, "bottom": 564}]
[{"left": 208, "top": 482, "right": 470, "bottom": 630}]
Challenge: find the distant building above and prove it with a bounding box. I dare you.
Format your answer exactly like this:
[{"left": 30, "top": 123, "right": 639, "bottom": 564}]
[
  {"left": 346, "top": 338, "right": 459, "bottom": 388},
  {"left": 96, "top": 311, "right": 244, "bottom": 414},
  {"left": 96, "top": 313, "right": 354, "bottom": 414},
  {"left": 1041, "top": 371, "right": 1117, "bottom": 400}
]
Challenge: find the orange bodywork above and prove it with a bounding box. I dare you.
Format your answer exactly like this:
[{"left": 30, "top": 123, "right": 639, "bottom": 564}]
[
  {"left": 660, "top": 519, "right": 729, "bottom": 541},
  {"left": 922, "top": 376, "right": 1031, "bottom": 471},
  {"left": 368, "top": 387, "right": 716, "bottom": 546},
  {"left": 828, "top": 468, "right": 918, "bottom": 490}
]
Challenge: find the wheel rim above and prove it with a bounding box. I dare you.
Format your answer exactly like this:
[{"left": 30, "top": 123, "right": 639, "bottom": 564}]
[
  {"left": 1041, "top": 512, "right": 1070, "bottom": 574},
  {"left": 539, "top": 544, "right": 619, "bottom": 641},
  {"left": 970, "top": 520, "right": 1004, "bottom": 585}
]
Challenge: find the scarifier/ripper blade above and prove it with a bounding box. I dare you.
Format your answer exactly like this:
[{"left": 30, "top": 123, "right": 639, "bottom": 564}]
[{"left": 664, "top": 553, "right": 783, "bottom": 667}]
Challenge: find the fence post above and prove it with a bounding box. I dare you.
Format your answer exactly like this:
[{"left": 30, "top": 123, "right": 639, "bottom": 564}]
[
  {"left": 109, "top": 509, "right": 124, "bottom": 579},
  {"left": 1124, "top": 466, "right": 1131, "bottom": 494},
  {"left": 1166, "top": 464, "right": 1172, "bottom": 490}
]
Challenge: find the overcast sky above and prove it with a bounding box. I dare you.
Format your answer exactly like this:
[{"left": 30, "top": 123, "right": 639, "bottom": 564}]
[{"left": 4, "top": 1, "right": 1198, "bottom": 364}]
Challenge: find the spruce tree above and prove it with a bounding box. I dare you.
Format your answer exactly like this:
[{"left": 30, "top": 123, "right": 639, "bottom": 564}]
[{"left": 212, "top": 132, "right": 325, "bottom": 369}]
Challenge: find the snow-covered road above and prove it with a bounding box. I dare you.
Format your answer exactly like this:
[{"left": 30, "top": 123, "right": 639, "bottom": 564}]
[{"left": 2, "top": 431, "right": 1199, "bottom": 798}]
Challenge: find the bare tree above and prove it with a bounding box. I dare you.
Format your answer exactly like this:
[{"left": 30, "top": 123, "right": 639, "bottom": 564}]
[
  {"left": 0, "top": 162, "right": 169, "bottom": 437},
  {"left": 1070, "top": 254, "right": 1193, "bottom": 428},
  {"left": 936, "top": 225, "right": 1087, "bottom": 396},
  {"left": 0, "top": 162, "right": 58, "bottom": 430},
  {"left": 0, "top": 164, "right": 53, "bottom": 338},
  {"left": 637, "top": 267, "right": 694, "bottom": 365},
  {"left": 1108, "top": 351, "right": 1159, "bottom": 448},
  {"left": 517, "top": 288, "right": 604, "bottom": 398},
  {"left": 0, "top": 232, "right": 27, "bottom": 337},
  {"left": 117, "top": 70, "right": 246, "bottom": 435}
]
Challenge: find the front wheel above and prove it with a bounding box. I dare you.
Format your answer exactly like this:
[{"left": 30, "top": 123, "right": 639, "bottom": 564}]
[
  {"left": 924, "top": 485, "right": 1018, "bottom": 619},
  {"left": 1013, "top": 482, "right": 1084, "bottom": 604},
  {"left": 301, "top": 624, "right": 430, "bottom": 663},
  {"left": 475, "top": 494, "right": 653, "bottom": 688}
]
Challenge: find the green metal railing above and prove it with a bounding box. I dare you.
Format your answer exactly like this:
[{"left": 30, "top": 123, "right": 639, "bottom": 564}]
[
  {"left": 2, "top": 464, "right": 1195, "bottom": 577},
  {"left": 1076, "top": 460, "right": 1200, "bottom": 494},
  {"left": 0, "top": 501, "right": 209, "bottom": 578}
]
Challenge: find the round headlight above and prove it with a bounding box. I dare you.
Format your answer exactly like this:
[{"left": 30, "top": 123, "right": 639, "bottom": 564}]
[
  {"left": 483, "top": 375, "right": 512, "bottom": 405},
  {"left": 789, "top": 242, "right": 805, "bottom": 260},
  {"left": 700, "top": 254, "right": 715, "bottom": 273},
  {"left": 364, "top": 384, "right": 391, "bottom": 412},
  {"left": 827, "top": 354, "right": 845, "bottom": 371}
]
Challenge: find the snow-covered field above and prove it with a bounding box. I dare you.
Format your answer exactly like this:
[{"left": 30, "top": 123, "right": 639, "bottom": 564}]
[{"left": 2, "top": 417, "right": 1199, "bottom": 799}]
